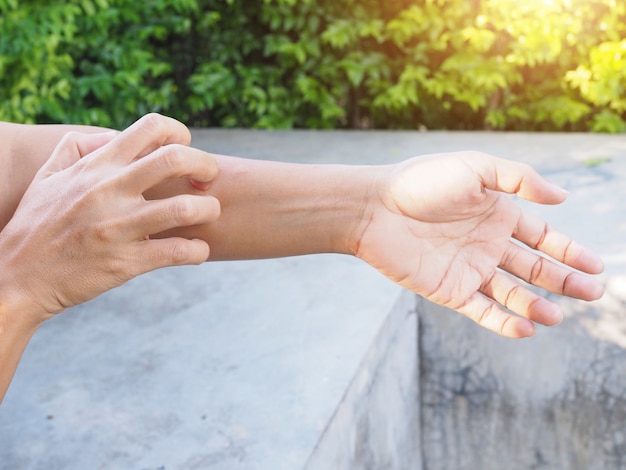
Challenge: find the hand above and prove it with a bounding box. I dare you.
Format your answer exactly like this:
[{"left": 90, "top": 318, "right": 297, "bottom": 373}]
[
  {"left": 0, "top": 114, "right": 220, "bottom": 322},
  {"left": 356, "top": 151, "right": 604, "bottom": 338}
]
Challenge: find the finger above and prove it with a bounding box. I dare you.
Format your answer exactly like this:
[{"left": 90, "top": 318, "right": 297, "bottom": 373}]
[
  {"left": 39, "top": 130, "right": 119, "bottom": 177},
  {"left": 470, "top": 153, "right": 569, "bottom": 204},
  {"left": 481, "top": 270, "right": 563, "bottom": 326},
  {"left": 101, "top": 113, "right": 192, "bottom": 165},
  {"left": 500, "top": 241, "right": 604, "bottom": 301},
  {"left": 456, "top": 292, "right": 536, "bottom": 338},
  {"left": 136, "top": 237, "right": 211, "bottom": 272},
  {"left": 131, "top": 194, "right": 221, "bottom": 237},
  {"left": 511, "top": 210, "right": 605, "bottom": 275},
  {"left": 122, "top": 145, "right": 219, "bottom": 194}
]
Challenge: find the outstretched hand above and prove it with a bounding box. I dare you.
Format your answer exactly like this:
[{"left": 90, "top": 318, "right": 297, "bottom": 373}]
[{"left": 356, "top": 151, "right": 604, "bottom": 338}]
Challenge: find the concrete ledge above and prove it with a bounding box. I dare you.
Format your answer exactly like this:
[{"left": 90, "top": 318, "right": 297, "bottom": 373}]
[
  {"left": 306, "top": 291, "right": 420, "bottom": 470},
  {"left": 0, "top": 256, "right": 401, "bottom": 469}
]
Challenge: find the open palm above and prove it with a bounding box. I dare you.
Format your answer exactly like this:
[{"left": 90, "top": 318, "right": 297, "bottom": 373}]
[{"left": 356, "top": 152, "right": 604, "bottom": 338}]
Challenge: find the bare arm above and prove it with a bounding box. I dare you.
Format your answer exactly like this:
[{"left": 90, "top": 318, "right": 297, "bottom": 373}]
[
  {"left": 0, "top": 114, "right": 605, "bottom": 402},
  {"left": 146, "top": 156, "right": 375, "bottom": 259},
  {"left": 0, "top": 121, "right": 368, "bottom": 259},
  {"left": 1, "top": 116, "right": 605, "bottom": 330},
  {"left": 0, "top": 122, "right": 107, "bottom": 230},
  {"left": 154, "top": 151, "right": 604, "bottom": 338}
]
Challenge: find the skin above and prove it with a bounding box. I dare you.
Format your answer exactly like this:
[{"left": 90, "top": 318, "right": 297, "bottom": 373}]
[{"left": 0, "top": 113, "right": 604, "bottom": 403}]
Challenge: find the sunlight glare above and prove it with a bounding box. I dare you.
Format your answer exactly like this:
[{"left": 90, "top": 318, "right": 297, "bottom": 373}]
[{"left": 488, "top": 0, "right": 578, "bottom": 11}]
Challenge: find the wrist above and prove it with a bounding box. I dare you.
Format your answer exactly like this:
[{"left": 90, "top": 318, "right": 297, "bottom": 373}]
[
  {"left": 0, "top": 279, "right": 46, "bottom": 338},
  {"left": 328, "top": 164, "right": 383, "bottom": 257},
  {"left": 0, "top": 279, "right": 45, "bottom": 402},
  {"left": 0, "top": 227, "right": 55, "bottom": 328},
  {"left": 0, "top": 229, "right": 52, "bottom": 336},
  {"left": 267, "top": 162, "right": 381, "bottom": 257}
]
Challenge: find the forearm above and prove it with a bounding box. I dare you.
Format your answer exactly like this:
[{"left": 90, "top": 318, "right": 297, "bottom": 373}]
[
  {"left": 0, "top": 122, "right": 108, "bottom": 229},
  {"left": 149, "top": 155, "right": 381, "bottom": 260},
  {"left": 3, "top": 119, "right": 381, "bottom": 261},
  {"left": 0, "top": 287, "right": 42, "bottom": 403}
]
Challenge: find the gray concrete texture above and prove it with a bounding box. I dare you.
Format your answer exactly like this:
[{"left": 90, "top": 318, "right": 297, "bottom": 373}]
[{"left": 1, "top": 130, "right": 625, "bottom": 469}]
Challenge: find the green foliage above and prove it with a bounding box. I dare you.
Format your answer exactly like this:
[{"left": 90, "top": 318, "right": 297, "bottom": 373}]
[
  {"left": 1, "top": 0, "right": 626, "bottom": 131},
  {"left": 0, "top": 2, "right": 79, "bottom": 123},
  {"left": 566, "top": 39, "right": 626, "bottom": 117},
  {"left": 0, "top": 0, "right": 196, "bottom": 127}
]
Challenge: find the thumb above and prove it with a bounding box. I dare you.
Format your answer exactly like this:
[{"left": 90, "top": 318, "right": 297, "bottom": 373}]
[
  {"left": 476, "top": 154, "right": 568, "bottom": 205},
  {"left": 38, "top": 130, "right": 119, "bottom": 178}
]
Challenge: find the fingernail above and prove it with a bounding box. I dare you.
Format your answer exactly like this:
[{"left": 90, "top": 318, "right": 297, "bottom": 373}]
[
  {"left": 191, "top": 179, "right": 210, "bottom": 191},
  {"left": 554, "top": 184, "right": 569, "bottom": 196},
  {"left": 548, "top": 307, "right": 564, "bottom": 326},
  {"left": 520, "top": 321, "right": 536, "bottom": 338}
]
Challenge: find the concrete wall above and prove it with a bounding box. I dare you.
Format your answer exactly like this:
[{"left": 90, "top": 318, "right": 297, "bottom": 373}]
[
  {"left": 306, "top": 293, "right": 421, "bottom": 470},
  {"left": 417, "top": 284, "right": 626, "bottom": 470},
  {"left": 307, "top": 279, "right": 626, "bottom": 470}
]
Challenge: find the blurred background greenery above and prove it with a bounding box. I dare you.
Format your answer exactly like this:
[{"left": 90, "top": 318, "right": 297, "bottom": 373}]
[{"left": 1, "top": 0, "right": 625, "bottom": 131}]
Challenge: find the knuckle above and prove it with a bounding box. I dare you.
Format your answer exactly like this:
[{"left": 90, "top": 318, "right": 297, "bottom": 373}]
[
  {"left": 52, "top": 131, "right": 85, "bottom": 157},
  {"left": 168, "top": 240, "right": 193, "bottom": 264},
  {"left": 104, "top": 253, "right": 136, "bottom": 281},
  {"left": 171, "top": 195, "right": 198, "bottom": 224},
  {"left": 139, "top": 113, "right": 167, "bottom": 133},
  {"left": 91, "top": 220, "right": 116, "bottom": 244},
  {"left": 60, "top": 130, "right": 83, "bottom": 144},
  {"left": 139, "top": 113, "right": 191, "bottom": 145},
  {"left": 157, "top": 145, "right": 185, "bottom": 174}
]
